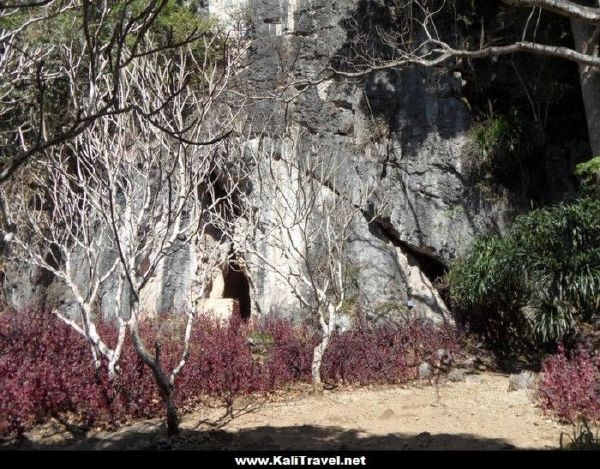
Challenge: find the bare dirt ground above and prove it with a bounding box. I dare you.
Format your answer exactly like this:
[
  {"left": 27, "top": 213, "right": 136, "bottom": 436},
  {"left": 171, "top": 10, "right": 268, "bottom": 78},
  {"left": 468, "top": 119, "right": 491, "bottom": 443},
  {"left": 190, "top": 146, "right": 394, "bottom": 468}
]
[{"left": 4, "top": 372, "right": 576, "bottom": 450}]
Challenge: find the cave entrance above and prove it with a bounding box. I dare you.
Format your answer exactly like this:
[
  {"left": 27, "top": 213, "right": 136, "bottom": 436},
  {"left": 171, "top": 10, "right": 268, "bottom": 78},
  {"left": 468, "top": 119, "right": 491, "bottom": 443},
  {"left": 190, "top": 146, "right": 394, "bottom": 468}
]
[
  {"left": 222, "top": 262, "right": 251, "bottom": 320},
  {"left": 369, "top": 215, "right": 450, "bottom": 303},
  {"left": 406, "top": 247, "right": 447, "bottom": 284}
]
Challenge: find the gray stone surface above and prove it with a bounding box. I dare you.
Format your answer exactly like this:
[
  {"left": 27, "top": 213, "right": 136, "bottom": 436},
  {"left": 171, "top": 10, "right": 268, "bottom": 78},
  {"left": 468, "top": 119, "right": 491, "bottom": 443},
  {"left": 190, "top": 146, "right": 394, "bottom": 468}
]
[
  {"left": 447, "top": 368, "right": 466, "bottom": 383},
  {"left": 508, "top": 371, "right": 537, "bottom": 392},
  {"left": 418, "top": 362, "right": 432, "bottom": 380},
  {"left": 235, "top": 0, "right": 523, "bottom": 323}
]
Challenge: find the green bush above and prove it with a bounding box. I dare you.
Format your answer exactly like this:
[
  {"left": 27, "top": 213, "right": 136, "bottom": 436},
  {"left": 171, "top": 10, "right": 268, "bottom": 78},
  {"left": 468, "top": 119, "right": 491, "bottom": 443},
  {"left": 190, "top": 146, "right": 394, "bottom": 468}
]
[
  {"left": 462, "top": 110, "right": 529, "bottom": 192},
  {"left": 471, "top": 110, "right": 522, "bottom": 160},
  {"left": 576, "top": 156, "right": 600, "bottom": 197},
  {"left": 448, "top": 197, "right": 600, "bottom": 348},
  {"left": 0, "top": 1, "right": 219, "bottom": 166}
]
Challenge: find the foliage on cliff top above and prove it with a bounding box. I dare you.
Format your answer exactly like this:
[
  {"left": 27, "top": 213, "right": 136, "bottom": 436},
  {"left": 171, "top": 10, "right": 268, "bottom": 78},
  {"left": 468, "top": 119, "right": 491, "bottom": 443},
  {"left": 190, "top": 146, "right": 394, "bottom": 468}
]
[
  {"left": 0, "top": 1, "right": 215, "bottom": 47},
  {"left": 470, "top": 110, "right": 523, "bottom": 161}
]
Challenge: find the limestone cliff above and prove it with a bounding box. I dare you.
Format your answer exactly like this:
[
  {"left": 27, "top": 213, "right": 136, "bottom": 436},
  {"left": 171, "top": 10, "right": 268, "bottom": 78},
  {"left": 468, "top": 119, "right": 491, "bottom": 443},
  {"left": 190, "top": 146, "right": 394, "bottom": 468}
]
[{"left": 1, "top": 0, "right": 584, "bottom": 325}]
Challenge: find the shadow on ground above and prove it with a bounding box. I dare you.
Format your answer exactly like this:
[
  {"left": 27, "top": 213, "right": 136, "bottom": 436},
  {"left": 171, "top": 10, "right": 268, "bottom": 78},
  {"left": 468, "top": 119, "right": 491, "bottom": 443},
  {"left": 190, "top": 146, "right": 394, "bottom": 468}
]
[{"left": 3, "top": 424, "right": 519, "bottom": 451}]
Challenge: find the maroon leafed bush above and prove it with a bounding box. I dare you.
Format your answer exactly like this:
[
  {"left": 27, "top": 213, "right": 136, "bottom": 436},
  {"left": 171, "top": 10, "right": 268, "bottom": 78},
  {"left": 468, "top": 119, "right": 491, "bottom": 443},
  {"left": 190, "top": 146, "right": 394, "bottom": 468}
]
[
  {"left": 323, "top": 320, "right": 464, "bottom": 385},
  {"left": 258, "top": 317, "right": 316, "bottom": 387},
  {"left": 538, "top": 345, "right": 600, "bottom": 423},
  {"left": 175, "top": 315, "right": 265, "bottom": 410},
  {"left": 0, "top": 310, "right": 311, "bottom": 437},
  {"left": 0, "top": 308, "right": 466, "bottom": 438},
  {"left": 0, "top": 309, "right": 115, "bottom": 435}
]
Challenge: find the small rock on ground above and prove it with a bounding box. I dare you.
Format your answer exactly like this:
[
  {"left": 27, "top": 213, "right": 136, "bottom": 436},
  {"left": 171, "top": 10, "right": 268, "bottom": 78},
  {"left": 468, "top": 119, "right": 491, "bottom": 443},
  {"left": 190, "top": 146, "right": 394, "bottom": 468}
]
[
  {"left": 418, "top": 362, "right": 432, "bottom": 379},
  {"left": 508, "top": 371, "right": 537, "bottom": 391},
  {"left": 447, "top": 368, "right": 466, "bottom": 382}
]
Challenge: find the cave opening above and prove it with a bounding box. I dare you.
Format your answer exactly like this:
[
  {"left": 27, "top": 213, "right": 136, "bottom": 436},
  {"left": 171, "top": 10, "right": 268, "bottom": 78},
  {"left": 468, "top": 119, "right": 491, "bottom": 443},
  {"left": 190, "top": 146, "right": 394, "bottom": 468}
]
[
  {"left": 368, "top": 215, "right": 450, "bottom": 305},
  {"left": 370, "top": 216, "right": 447, "bottom": 280},
  {"left": 222, "top": 262, "right": 251, "bottom": 320},
  {"left": 405, "top": 246, "right": 447, "bottom": 284}
]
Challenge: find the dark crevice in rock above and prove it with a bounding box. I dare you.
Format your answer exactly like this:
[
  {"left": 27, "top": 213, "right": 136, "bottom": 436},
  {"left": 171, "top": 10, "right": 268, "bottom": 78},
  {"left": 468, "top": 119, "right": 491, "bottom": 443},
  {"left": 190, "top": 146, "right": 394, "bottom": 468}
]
[
  {"left": 287, "top": 30, "right": 316, "bottom": 38},
  {"left": 380, "top": 139, "right": 395, "bottom": 180},
  {"left": 332, "top": 99, "right": 353, "bottom": 110},
  {"left": 367, "top": 215, "right": 447, "bottom": 285}
]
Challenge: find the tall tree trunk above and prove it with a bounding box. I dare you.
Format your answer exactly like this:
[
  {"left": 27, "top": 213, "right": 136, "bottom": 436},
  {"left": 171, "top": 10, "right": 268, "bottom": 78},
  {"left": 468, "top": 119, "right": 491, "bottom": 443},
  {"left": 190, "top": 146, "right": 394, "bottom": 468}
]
[
  {"left": 571, "top": 4, "right": 600, "bottom": 156},
  {"left": 164, "top": 389, "right": 179, "bottom": 438},
  {"left": 311, "top": 334, "right": 330, "bottom": 393},
  {"left": 128, "top": 297, "right": 180, "bottom": 436}
]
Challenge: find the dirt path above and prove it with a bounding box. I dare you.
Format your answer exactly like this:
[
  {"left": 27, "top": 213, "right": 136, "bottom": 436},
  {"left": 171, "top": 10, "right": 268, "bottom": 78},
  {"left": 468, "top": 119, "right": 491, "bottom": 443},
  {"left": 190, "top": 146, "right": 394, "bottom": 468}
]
[{"left": 7, "top": 372, "right": 575, "bottom": 450}]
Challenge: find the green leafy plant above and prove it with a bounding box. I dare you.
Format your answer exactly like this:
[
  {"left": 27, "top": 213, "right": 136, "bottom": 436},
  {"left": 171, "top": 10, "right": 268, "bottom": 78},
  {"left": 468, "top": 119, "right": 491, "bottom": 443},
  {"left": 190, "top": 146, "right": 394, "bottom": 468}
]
[
  {"left": 560, "top": 419, "right": 600, "bottom": 450},
  {"left": 1, "top": 1, "right": 214, "bottom": 48},
  {"left": 461, "top": 109, "right": 531, "bottom": 194},
  {"left": 248, "top": 330, "right": 274, "bottom": 348},
  {"left": 442, "top": 205, "right": 466, "bottom": 220},
  {"left": 0, "top": 1, "right": 220, "bottom": 173},
  {"left": 448, "top": 197, "right": 600, "bottom": 349},
  {"left": 471, "top": 110, "right": 522, "bottom": 159},
  {"left": 576, "top": 156, "right": 600, "bottom": 197}
]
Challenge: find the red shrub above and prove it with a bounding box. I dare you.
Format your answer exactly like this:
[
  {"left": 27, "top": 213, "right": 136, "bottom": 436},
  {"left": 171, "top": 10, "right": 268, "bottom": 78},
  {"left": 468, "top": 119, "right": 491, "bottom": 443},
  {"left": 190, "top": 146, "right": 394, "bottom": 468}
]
[
  {"left": 258, "top": 317, "right": 315, "bottom": 387},
  {"left": 538, "top": 345, "right": 600, "bottom": 423},
  {"left": 0, "top": 309, "right": 467, "bottom": 438},
  {"left": 0, "top": 309, "right": 120, "bottom": 434},
  {"left": 0, "top": 309, "right": 189, "bottom": 436},
  {"left": 177, "top": 316, "right": 263, "bottom": 408},
  {"left": 323, "top": 320, "right": 464, "bottom": 385}
]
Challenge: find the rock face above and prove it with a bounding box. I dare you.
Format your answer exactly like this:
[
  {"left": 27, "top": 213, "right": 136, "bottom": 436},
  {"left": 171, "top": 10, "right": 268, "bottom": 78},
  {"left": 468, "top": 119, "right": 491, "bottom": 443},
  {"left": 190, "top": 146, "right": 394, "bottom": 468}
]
[
  {"left": 236, "top": 0, "right": 518, "bottom": 323},
  {"left": 0, "top": 0, "right": 578, "bottom": 324}
]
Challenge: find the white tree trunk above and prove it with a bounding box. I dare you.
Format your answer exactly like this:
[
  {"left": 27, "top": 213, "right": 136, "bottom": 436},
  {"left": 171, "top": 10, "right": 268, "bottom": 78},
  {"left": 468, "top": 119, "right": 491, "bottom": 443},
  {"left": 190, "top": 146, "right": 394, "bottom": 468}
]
[
  {"left": 128, "top": 296, "right": 180, "bottom": 436},
  {"left": 311, "top": 304, "right": 337, "bottom": 393},
  {"left": 571, "top": 4, "right": 600, "bottom": 156},
  {"left": 311, "top": 334, "right": 330, "bottom": 393}
]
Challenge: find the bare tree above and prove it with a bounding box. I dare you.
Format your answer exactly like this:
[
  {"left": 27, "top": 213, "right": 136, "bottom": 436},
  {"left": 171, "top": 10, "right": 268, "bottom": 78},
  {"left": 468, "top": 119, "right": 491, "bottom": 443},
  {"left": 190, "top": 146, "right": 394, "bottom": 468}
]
[
  {"left": 224, "top": 132, "right": 384, "bottom": 392},
  {"left": 332, "top": 0, "right": 600, "bottom": 155},
  {"left": 1, "top": 33, "right": 248, "bottom": 435},
  {"left": 0, "top": 0, "right": 224, "bottom": 185}
]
